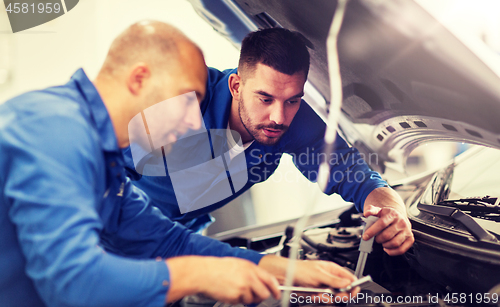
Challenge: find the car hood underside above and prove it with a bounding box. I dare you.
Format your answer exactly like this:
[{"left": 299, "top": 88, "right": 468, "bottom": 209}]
[{"left": 190, "top": 0, "right": 500, "bottom": 172}]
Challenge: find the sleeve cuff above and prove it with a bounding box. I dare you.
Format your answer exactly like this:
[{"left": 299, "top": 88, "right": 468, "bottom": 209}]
[
  {"left": 150, "top": 258, "right": 171, "bottom": 307},
  {"left": 356, "top": 176, "right": 389, "bottom": 212}
]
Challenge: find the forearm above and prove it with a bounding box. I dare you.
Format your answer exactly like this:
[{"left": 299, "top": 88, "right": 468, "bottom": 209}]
[
  {"left": 363, "top": 187, "right": 406, "bottom": 214},
  {"left": 258, "top": 255, "right": 288, "bottom": 284},
  {"left": 165, "top": 256, "right": 205, "bottom": 303}
]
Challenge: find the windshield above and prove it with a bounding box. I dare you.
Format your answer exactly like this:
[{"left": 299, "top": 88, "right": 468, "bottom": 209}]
[
  {"left": 447, "top": 147, "right": 500, "bottom": 200},
  {"left": 440, "top": 147, "right": 500, "bottom": 235}
]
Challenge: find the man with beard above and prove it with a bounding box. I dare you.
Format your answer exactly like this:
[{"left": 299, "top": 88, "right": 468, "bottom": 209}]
[
  {"left": 0, "top": 22, "right": 358, "bottom": 307},
  {"left": 124, "top": 28, "right": 414, "bottom": 256}
]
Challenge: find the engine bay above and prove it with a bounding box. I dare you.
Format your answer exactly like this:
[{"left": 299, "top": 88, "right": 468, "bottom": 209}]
[{"left": 216, "top": 205, "right": 500, "bottom": 307}]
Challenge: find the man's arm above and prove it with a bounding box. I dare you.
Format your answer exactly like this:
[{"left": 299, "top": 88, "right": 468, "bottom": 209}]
[
  {"left": 101, "top": 178, "right": 359, "bottom": 303},
  {"left": 100, "top": 179, "right": 265, "bottom": 262},
  {"left": 5, "top": 114, "right": 282, "bottom": 306},
  {"left": 362, "top": 187, "right": 414, "bottom": 255},
  {"left": 285, "top": 102, "right": 413, "bottom": 255},
  {"left": 4, "top": 115, "right": 172, "bottom": 307},
  {"left": 166, "top": 255, "right": 361, "bottom": 304},
  {"left": 284, "top": 102, "right": 387, "bottom": 210}
]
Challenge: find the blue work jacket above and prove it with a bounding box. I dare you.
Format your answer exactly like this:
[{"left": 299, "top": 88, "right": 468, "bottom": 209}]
[
  {"left": 0, "top": 69, "right": 263, "bottom": 307},
  {"left": 123, "top": 68, "right": 387, "bottom": 232}
]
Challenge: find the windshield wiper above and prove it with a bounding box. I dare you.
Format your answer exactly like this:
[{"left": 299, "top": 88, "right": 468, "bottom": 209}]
[
  {"left": 437, "top": 196, "right": 500, "bottom": 222},
  {"left": 418, "top": 203, "right": 498, "bottom": 242}
]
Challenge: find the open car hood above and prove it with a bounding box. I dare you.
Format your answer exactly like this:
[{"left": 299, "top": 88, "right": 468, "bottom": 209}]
[{"left": 189, "top": 0, "right": 500, "bottom": 173}]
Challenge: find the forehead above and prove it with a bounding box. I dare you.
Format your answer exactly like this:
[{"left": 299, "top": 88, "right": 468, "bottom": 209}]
[
  {"left": 244, "top": 63, "right": 306, "bottom": 95},
  {"left": 180, "top": 69, "right": 207, "bottom": 99},
  {"left": 170, "top": 48, "right": 207, "bottom": 99}
]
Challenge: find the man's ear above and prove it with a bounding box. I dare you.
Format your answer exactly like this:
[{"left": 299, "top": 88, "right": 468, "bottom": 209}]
[
  {"left": 228, "top": 73, "right": 242, "bottom": 100},
  {"left": 127, "top": 63, "right": 151, "bottom": 96}
]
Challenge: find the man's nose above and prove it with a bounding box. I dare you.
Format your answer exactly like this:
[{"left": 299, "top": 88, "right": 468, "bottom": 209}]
[
  {"left": 184, "top": 102, "right": 202, "bottom": 130},
  {"left": 269, "top": 102, "right": 285, "bottom": 125}
]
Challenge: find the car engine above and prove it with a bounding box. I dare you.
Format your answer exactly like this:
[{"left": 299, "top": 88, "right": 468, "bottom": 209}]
[{"left": 216, "top": 205, "right": 500, "bottom": 307}]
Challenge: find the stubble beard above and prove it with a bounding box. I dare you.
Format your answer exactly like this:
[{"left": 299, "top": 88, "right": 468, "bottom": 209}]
[{"left": 237, "top": 97, "right": 288, "bottom": 146}]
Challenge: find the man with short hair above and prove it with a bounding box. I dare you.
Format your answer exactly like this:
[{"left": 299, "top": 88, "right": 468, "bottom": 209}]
[
  {"left": 0, "top": 21, "right": 357, "bottom": 307},
  {"left": 125, "top": 27, "right": 414, "bottom": 256}
]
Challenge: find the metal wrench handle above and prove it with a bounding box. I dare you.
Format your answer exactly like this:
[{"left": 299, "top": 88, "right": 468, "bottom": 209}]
[
  {"left": 354, "top": 216, "right": 379, "bottom": 278},
  {"left": 278, "top": 276, "right": 373, "bottom": 294}
]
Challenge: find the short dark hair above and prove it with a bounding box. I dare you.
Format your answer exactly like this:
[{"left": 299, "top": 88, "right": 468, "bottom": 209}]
[{"left": 238, "top": 28, "right": 310, "bottom": 81}]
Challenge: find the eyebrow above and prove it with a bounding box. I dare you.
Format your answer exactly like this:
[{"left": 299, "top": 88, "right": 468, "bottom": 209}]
[{"left": 254, "top": 90, "right": 304, "bottom": 100}]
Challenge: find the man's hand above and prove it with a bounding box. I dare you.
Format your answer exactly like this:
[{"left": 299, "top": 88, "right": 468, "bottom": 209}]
[
  {"left": 363, "top": 187, "right": 414, "bottom": 256},
  {"left": 292, "top": 260, "right": 356, "bottom": 290},
  {"left": 259, "top": 255, "right": 358, "bottom": 298},
  {"left": 166, "top": 256, "right": 281, "bottom": 304}
]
